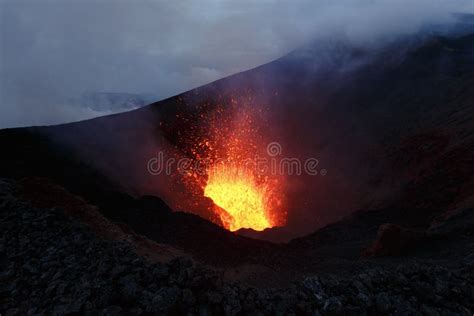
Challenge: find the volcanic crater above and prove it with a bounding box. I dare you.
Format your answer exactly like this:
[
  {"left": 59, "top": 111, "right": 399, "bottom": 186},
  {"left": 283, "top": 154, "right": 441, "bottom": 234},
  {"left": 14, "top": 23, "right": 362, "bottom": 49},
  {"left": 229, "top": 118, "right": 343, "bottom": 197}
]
[{"left": 1, "top": 27, "right": 474, "bottom": 315}]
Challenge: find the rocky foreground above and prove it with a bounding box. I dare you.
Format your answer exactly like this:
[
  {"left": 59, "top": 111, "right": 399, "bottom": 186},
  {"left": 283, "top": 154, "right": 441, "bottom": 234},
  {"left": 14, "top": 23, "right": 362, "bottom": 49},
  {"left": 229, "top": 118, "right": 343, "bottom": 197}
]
[{"left": 1, "top": 179, "right": 473, "bottom": 315}]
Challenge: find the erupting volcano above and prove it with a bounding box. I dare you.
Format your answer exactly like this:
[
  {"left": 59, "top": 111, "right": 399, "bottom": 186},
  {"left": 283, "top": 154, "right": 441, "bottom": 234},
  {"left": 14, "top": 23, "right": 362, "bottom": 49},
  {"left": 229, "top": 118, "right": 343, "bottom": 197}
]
[{"left": 178, "top": 96, "right": 285, "bottom": 232}]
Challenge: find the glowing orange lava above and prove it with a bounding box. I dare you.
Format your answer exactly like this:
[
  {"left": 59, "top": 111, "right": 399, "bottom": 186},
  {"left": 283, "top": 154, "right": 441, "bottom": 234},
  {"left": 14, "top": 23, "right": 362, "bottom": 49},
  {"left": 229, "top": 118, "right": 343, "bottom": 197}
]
[
  {"left": 204, "top": 164, "right": 273, "bottom": 231},
  {"left": 177, "top": 94, "right": 285, "bottom": 231}
]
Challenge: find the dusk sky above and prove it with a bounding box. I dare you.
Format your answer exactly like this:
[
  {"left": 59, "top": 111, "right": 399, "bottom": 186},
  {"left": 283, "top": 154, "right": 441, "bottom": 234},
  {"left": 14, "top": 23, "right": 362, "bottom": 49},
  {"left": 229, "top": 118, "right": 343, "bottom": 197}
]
[{"left": 1, "top": 0, "right": 472, "bottom": 128}]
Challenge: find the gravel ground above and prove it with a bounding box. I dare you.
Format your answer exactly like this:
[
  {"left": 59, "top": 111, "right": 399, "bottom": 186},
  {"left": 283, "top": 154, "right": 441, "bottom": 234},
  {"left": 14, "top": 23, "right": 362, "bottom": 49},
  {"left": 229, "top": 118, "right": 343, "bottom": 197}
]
[{"left": 1, "top": 179, "right": 473, "bottom": 315}]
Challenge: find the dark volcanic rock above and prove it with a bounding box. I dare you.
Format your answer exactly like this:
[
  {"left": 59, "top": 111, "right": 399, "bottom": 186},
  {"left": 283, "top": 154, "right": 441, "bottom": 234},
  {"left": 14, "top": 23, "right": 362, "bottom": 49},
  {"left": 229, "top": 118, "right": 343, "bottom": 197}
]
[
  {"left": 362, "top": 223, "right": 426, "bottom": 257},
  {"left": 1, "top": 175, "right": 473, "bottom": 316}
]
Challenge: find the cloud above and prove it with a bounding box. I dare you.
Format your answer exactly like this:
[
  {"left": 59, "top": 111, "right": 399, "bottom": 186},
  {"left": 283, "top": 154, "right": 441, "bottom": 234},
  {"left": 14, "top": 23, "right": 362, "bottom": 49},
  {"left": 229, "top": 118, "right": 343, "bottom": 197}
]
[{"left": 0, "top": 0, "right": 472, "bottom": 128}]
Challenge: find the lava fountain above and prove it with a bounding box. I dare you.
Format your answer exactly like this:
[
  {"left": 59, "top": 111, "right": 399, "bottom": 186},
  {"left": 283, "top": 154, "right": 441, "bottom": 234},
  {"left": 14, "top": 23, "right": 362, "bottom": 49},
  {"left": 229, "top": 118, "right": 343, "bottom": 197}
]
[
  {"left": 180, "top": 96, "right": 285, "bottom": 231},
  {"left": 204, "top": 164, "right": 274, "bottom": 231}
]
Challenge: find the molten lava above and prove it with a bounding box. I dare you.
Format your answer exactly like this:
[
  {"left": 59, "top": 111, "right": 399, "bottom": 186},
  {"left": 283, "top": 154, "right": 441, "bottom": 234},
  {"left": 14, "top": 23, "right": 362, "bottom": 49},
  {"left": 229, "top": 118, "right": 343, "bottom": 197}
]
[
  {"left": 174, "top": 94, "right": 285, "bottom": 232},
  {"left": 204, "top": 164, "right": 273, "bottom": 231}
]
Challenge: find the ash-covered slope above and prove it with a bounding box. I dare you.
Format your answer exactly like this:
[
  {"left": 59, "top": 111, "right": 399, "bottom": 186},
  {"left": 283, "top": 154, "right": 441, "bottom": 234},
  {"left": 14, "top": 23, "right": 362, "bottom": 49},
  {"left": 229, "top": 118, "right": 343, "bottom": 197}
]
[{"left": 2, "top": 178, "right": 473, "bottom": 315}]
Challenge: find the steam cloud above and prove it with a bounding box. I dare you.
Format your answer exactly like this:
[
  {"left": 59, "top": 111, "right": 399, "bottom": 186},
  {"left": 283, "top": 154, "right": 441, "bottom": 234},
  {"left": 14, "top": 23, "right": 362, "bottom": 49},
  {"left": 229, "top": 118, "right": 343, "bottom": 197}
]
[{"left": 1, "top": 0, "right": 472, "bottom": 128}]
